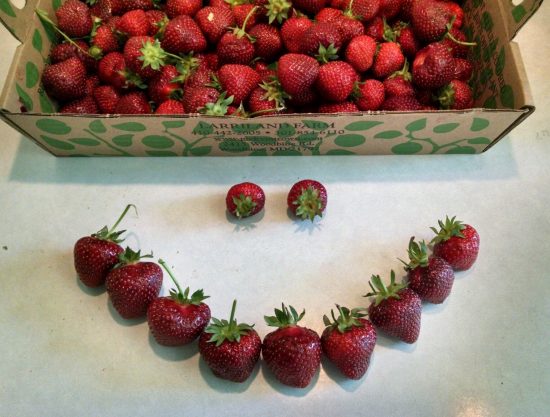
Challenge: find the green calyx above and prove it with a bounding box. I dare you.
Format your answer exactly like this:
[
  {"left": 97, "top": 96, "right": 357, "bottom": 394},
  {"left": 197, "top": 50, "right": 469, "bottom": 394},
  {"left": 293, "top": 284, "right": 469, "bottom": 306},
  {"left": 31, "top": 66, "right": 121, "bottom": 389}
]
[
  {"left": 316, "top": 43, "right": 339, "bottom": 64},
  {"left": 343, "top": 0, "right": 358, "bottom": 19},
  {"left": 158, "top": 259, "right": 209, "bottom": 305},
  {"left": 323, "top": 305, "right": 368, "bottom": 333},
  {"left": 224, "top": 0, "right": 250, "bottom": 7},
  {"left": 264, "top": 303, "right": 305, "bottom": 328},
  {"left": 139, "top": 39, "right": 167, "bottom": 70},
  {"left": 199, "top": 91, "right": 234, "bottom": 116},
  {"left": 260, "top": 79, "right": 289, "bottom": 111},
  {"left": 430, "top": 215, "right": 466, "bottom": 244},
  {"left": 265, "top": 0, "right": 291, "bottom": 24},
  {"left": 232, "top": 194, "right": 257, "bottom": 218},
  {"left": 364, "top": 270, "right": 407, "bottom": 307},
  {"left": 115, "top": 247, "right": 153, "bottom": 268},
  {"left": 292, "top": 186, "right": 323, "bottom": 221},
  {"left": 205, "top": 300, "right": 255, "bottom": 347},
  {"left": 382, "top": 17, "right": 396, "bottom": 42},
  {"left": 388, "top": 59, "right": 412, "bottom": 81},
  {"left": 437, "top": 83, "right": 456, "bottom": 109},
  {"left": 172, "top": 54, "right": 200, "bottom": 84},
  {"left": 400, "top": 236, "right": 429, "bottom": 271},
  {"left": 91, "top": 204, "right": 136, "bottom": 243}
]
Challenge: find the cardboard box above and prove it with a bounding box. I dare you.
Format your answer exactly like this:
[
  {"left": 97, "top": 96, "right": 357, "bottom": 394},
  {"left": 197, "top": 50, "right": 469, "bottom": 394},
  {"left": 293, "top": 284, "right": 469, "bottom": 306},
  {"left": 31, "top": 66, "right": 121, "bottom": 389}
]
[{"left": 0, "top": 0, "right": 542, "bottom": 156}]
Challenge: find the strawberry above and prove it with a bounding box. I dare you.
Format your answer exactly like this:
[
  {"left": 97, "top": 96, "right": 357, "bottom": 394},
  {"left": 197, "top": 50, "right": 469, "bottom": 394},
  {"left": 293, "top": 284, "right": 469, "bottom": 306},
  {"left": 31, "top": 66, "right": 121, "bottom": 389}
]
[
  {"left": 148, "top": 65, "right": 182, "bottom": 104},
  {"left": 280, "top": 17, "right": 313, "bottom": 53},
  {"left": 287, "top": 87, "right": 318, "bottom": 108},
  {"left": 199, "top": 300, "right": 261, "bottom": 383},
  {"left": 394, "top": 23, "right": 420, "bottom": 59},
  {"left": 161, "top": 15, "right": 208, "bottom": 55},
  {"left": 248, "top": 82, "right": 288, "bottom": 116},
  {"left": 383, "top": 61, "right": 414, "bottom": 97},
  {"left": 166, "top": 0, "right": 202, "bottom": 18},
  {"left": 381, "top": 94, "right": 422, "bottom": 110},
  {"left": 42, "top": 57, "right": 87, "bottom": 102},
  {"left": 124, "top": 36, "right": 166, "bottom": 80},
  {"left": 249, "top": 24, "right": 283, "bottom": 62},
  {"left": 277, "top": 53, "right": 320, "bottom": 97},
  {"left": 106, "top": 248, "right": 162, "bottom": 319},
  {"left": 119, "top": 0, "right": 154, "bottom": 13},
  {"left": 401, "top": 237, "right": 454, "bottom": 304},
  {"left": 89, "top": 24, "right": 119, "bottom": 60},
  {"left": 315, "top": 61, "right": 358, "bottom": 103},
  {"left": 342, "top": 0, "right": 379, "bottom": 21},
  {"left": 379, "top": 0, "right": 403, "bottom": 20},
  {"left": 441, "top": 0, "right": 464, "bottom": 28},
  {"left": 334, "top": 15, "right": 365, "bottom": 45},
  {"left": 94, "top": 85, "right": 121, "bottom": 113},
  {"left": 145, "top": 10, "right": 168, "bottom": 36},
  {"left": 315, "top": 7, "right": 342, "bottom": 22},
  {"left": 253, "top": 61, "right": 277, "bottom": 82},
  {"left": 85, "top": 75, "right": 101, "bottom": 96},
  {"left": 411, "top": 0, "right": 453, "bottom": 43},
  {"left": 372, "top": 42, "right": 405, "bottom": 80},
  {"left": 116, "top": 9, "right": 150, "bottom": 37},
  {"left": 437, "top": 79, "right": 473, "bottom": 109},
  {"left": 363, "top": 16, "right": 385, "bottom": 42},
  {"left": 74, "top": 205, "right": 134, "bottom": 288},
  {"left": 262, "top": 304, "right": 321, "bottom": 388},
  {"left": 90, "top": 0, "right": 122, "bottom": 21},
  {"left": 232, "top": 4, "right": 262, "bottom": 30},
  {"left": 318, "top": 101, "right": 359, "bottom": 113},
  {"left": 353, "top": 78, "right": 385, "bottom": 111},
  {"left": 430, "top": 216, "right": 480, "bottom": 271},
  {"left": 321, "top": 306, "right": 377, "bottom": 380},
  {"left": 98, "top": 51, "right": 144, "bottom": 89},
  {"left": 114, "top": 91, "right": 152, "bottom": 113},
  {"left": 183, "top": 86, "right": 220, "bottom": 113},
  {"left": 287, "top": 179, "right": 327, "bottom": 221},
  {"left": 55, "top": 0, "right": 93, "bottom": 38},
  {"left": 216, "top": 6, "right": 258, "bottom": 65},
  {"left": 195, "top": 6, "right": 236, "bottom": 44},
  {"left": 412, "top": 42, "right": 454, "bottom": 89},
  {"left": 218, "top": 64, "right": 261, "bottom": 105},
  {"left": 48, "top": 40, "right": 96, "bottom": 74},
  {"left": 155, "top": 99, "right": 185, "bottom": 114},
  {"left": 301, "top": 22, "right": 342, "bottom": 58},
  {"left": 364, "top": 271, "right": 421, "bottom": 344},
  {"left": 226, "top": 182, "right": 266, "bottom": 218},
  {"left": 199, "top": 92, "right": 235, "bottom": 115},
  {"left": 345, "top": 35, "right": 376, "bottom": 73},
  {"left": 292, "top": 0, "right": 327, "bottom": 16},
  {"left": 147, "top": 259, "right": 210, "bottom": 346},
  {"left": 441, "top": 27, "right": 472, "bottom": 58},
  {"left": 453, "top": 58, "right": 473, "bottom": 81},
  {"left": 60, "top": 95, "right": 99, "bottom": 113}
]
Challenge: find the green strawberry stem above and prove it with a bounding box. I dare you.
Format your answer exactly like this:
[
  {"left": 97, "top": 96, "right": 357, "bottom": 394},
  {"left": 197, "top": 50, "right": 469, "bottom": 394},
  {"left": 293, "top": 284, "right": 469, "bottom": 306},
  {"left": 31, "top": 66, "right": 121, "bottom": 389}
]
[
  {"left": 233, "top": 6, "right": 259, "bottom": 40},
  {"left": 92, "top": 204, "right": 137, "bottom": 242},
  {"left": 316, "top": 43, "right": 339, "bottom": 64},
  {"left": 35, "top": 8, "right": 93, "bottom": 58},
  {"left": 437, "top": 83, "right": 456, "bottom": 109},
  {"left": 205, "top": 299, "right": 255, "bottom": 346},
  {"left": 445, "top": 17, "right": 477, "bottom": 46},
  {"left": 382, "top": 17, "right": 396, "bottom": 42},
  {"left": 388, "top": 59, "right": 412, "bottom": 81},
  {"left": 430, "top": 215, "right": 466, "bottom": 243},
  {"left": 158, "top": 258, "right": 209, "bottom": 304},
  {"left": 232, "top": 194, "right": 257, "bottom": 218},
  {"left": 364, "top": 270, "right": 407, "bottom": 306}
]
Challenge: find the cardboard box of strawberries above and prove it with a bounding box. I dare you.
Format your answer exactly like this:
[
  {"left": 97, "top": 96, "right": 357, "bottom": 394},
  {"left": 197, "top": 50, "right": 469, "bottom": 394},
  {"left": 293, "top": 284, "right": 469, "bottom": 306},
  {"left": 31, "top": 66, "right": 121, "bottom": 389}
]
[{"left": 0, "top": 0, "right": 542, "bottom": 156}]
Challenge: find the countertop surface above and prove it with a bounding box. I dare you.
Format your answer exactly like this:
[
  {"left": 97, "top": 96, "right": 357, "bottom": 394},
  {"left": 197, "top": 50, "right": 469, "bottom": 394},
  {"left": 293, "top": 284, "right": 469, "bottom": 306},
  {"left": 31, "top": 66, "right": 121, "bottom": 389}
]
[{"left": 1, "top": 3, "right": 550, "bottom": 417}]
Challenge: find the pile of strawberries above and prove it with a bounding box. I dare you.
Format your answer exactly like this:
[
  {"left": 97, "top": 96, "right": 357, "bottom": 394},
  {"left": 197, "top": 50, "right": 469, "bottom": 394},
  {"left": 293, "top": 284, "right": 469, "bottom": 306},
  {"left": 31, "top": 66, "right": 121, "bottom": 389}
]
[
  {"left": 38, "top": 0, "right": 475, "bottom": 115},
  {"left": 74, "top": 199, "right": 480, "bottom": 387}
]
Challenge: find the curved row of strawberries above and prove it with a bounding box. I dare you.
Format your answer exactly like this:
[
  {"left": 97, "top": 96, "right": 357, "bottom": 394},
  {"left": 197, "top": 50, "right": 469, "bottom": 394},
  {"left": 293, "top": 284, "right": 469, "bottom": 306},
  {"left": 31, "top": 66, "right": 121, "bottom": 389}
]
[
  {"left": 74, "top": 199, "right": 479, "bottom": 387},
  {"left": 37, "top": 0, "right": 475, "bottom": 115}
]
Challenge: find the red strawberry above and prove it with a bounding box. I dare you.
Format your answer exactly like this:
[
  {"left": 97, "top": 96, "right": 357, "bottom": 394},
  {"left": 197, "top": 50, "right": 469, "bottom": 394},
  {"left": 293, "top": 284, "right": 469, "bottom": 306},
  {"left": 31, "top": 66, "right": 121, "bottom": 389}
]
[
  {"left": 364, "top": 271, "right": 421, "bottom": 344},
  {"left": 55, "top": 0, "right": 93, "bottom": 38},
  {"left": 124, "top": 36, "right": 165, "bottom": 80},
  {"left": 292, "top": 0, "right": 327, "bottom": 16},
  {"left": 166, "top": 0, "right": 202, "bottom": 18},
  {"left": 49, "top": 40, "right": 96, "bottom": 74},
  {"left": 60, "top": 95, "right": 99, "bottom": 113},
  {"left": 345, "top": 35, "right": 376, "bottom": 73},
  {"left": 287, "top": 179, "right": 327, "bottom": 221},
  {"left": 183, "top": 86, "right": 220, "bottom": 113},
  {"left": 372, "top": 42, "right": 405, "bottom": 80},
  {"left": 114, "top": 91, "right": 152, "bottom": 114},
  {"left": 379, "top": 0, "right": 403, "bottom": 19},
  {"left": 342, "top": 0, "right": 379, "bottom": 21},
  {"left": 162, "top": 15, "right": 208, "bottom": 55},
  {"left": 155, "top": 99, "right": 185, "bottom": 114},
  {"left": 353, "top": 78, "right": 385, "bottom": 111},
  {"left": 116, "top": 9, "right": 150, "bottom": 37},
  {"left": 278, "top": 53, "right": 320, "bottom": 97},
  {"left": 411, "top": 0, "right": 453, "bottom": 43},
  {"left": 89, "top": 24, "right": 119, "bottom": 60},
  {"left": 318, "top": 101, "right": 359, "bottom": 113},
  {"left": 315, "top": 7, "right": 342, "bottom": 22},
  {"left": 383, "top": 61, "right": 414, "bottom": 97},
  {"left": 334, "top": 15, "right": 365, "bottom": 45},
  {"left": 218, "top": 64, "right": 261, "bottom": 105},
  {"left": 195, "top": 6, "right": 235, "bottom": 44},
  {"left": 402, "top": 237, "right": 455, "bottom": 304},
  {"left": 94, "top": 85, "right": 121, "bottom": 113},
  {"left": 441, "top": 27, "right": 472, "bottom": 58},
  {"left": 74, "top": 205, "right": 134, "bottom": 288},
  {"left": 145, "top": 10, "right": 168, "bottom": 36},
  {"left": 98, "top": 51, "right": 144, "bottom": 90},
  {"left": 301, "top": 22, "right": 342, "bottom": 57},
  {"left": 441, "top": 0, "right": 464, "bottom": 28},
  {"left": 287, "top": 87, "right": 318, "bottom": 108},
  {"left": 381, "top": 94, "right": 422, "bottom": 110},
  {"left": 148, "top": 65, "right": 183, "bottom": 104},
  {"left": 412, "top": 42, "right": 454, "bottom": 89},
  {"left": 254, "top": 61, "right": 277, "bottom": 82},
  {"left": 226, "top": 182, "right": 266, "bottom": 218},
  {"left": 430, "top": 216, "right": 480, "bottom": 271},
  {"left": 85, "top": 75, "right": 101, "bottom": 95},
  {"left": 453, "top": 58, "right": 473, "bottom": 81},
  {"left": 262, "top": 304, "right": 321, "bottom": 388},
  {"left": 315, "top": 60, "right": 358, "bottom": 103},
  {"left": 363, "top": 16, "right": 384, "bottom": 42},
  {"left": 249, "top": 24, "right": 283, "bottom": 62},
  {"left": 394, "top": 23, "right": 420, "bottom": 59},
  {"left": 42, "top": 57, "right": 87, "bottom": 102},
  {"left": 119, "top": 0, "right": 154, "bottom": 12},
  {"left": 321, "top": 306, "right": 377, "bottom": 380},
  {"left": 105, "top": 248, "right": 162, "bottom": 319},
  {"left": 90, "top": 0, "right": 122, "bottom": 21},
  {"left": 281, "top": 17, "right": 313, "bottom": 53},
  {"left": 216, "top": 6, "right": 259, "bottom": 65},
  {"left": 437, "top": 79, "right": 473, "bottom": 109},
  {"left": 247, "top": 84, "right": 287, "bottom": 116},
  {"left": 147, "top": 260, "right": 210, "bottom": 346},
  {"left": 232, "top": 4, "right": 262, "bottom": 30},
  {"left": 199, "top": 300, "right": 261, "bottom": 383}
]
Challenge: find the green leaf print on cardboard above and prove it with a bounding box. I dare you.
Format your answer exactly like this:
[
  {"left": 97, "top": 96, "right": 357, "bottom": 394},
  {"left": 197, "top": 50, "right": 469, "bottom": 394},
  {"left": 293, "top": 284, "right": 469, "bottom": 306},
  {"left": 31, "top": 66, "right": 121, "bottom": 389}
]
[
  {"left": 142, "top": 135, "right": 175, "bottom": 149},
  {"left": 470, "top": 118, "right": 490, "bottom": 132},
  {"left": 0, "top": 0, "right": 16, "bottom": 17},
  {"left": 277, "top": 123, "right": 296, "bottom": 137},
  {"left": 16, "top": 84, "right": 33, "bottom": 111},
  {"left": 146, "top": 150, "right": 178, "bottom": 156},
  {"left": 32, "top": 30, "right": 43, "bottom": 54},
  {"left": 483, "top": 96, "right": 497, "bottom": 109},
  {"left": 113, "top": 122, "right": 146, "bottom": 132},
  {"left": 325, "top": 149, "right": 356, "bottom": 155},
  {"left": 40, "top": 135, "right": 75, "bottom": 150},
  {"left": 246, "top": 136, "right": 276, "bottom": 145},
  {"left": 89, "top": 120, "right": 107, "bottom": 133},
  {"left": 405, "top": 118, "right": 427, "bottom": 132},
  {"left": 231, "top": 124, "right": 262, "bottom": 134},
  {"left": 296, "top": 132, "right": 318, "bottom": 142},
  {"left": 481, "top": 11, "right": 493, "bottom": 31},
  {"left": 344, "top": 121, "right": 383, "bottom": 131},
  {"left": 500, "top": 85, "right": 515, "bottom": 108},
  {"left": 272, "top": 149, "right": 302, "bottom": 156},
  {"left": 495, "top": 47, "right": 505, "bottom": 76},
  {"left": 468, "top": 137, "right": 491, "bottom": 145},
  {"left": 374, "top": 130, "right": 402, "bottom": 139},
  {"left": 69, "top": 138, "right": 101, "bottom": 146},
  {"left": 189, "top": 146, "right": 212, "bottom": 156},
  {"left": 334, "top": 134, "right": 365, "bottom": 147},
  {"left": 112, "top": 134, "right": 133, "bottom": 147},
  {"left": 512, "top": 5, "right": 527, "bottom": 22},
  {"left": 391, "top": 141, "right": 423, "bottom": 155},
  {"left": 36, "top": 118, "right": 71, "bottom": 135},
  {"left": 39, "top": 91, "right": 55, "bottom": 113},
  {"left": 193, "top": 121, "right": 214, "bottom": 135},
  {"left": 26, "top": 62, "right": 40, "bottom": 89},
  {"left": 162, "top": 120, "right": 186, "bottom": 129},
  {"left": 433, "top": 123, "right": 459, "bottom": 134},
  {"left": 445, "top": 146, "right": 476, "bottom": 154}
]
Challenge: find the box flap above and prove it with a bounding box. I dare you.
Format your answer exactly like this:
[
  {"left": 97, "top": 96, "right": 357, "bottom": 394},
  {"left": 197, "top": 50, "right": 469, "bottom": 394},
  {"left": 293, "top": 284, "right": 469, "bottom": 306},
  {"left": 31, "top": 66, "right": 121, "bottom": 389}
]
[
  {"left": 0, "top": 0, "right": 40, "bottom": 42},
  {"left": 499, "top": 0, "right": 544, "bottom": 41}
]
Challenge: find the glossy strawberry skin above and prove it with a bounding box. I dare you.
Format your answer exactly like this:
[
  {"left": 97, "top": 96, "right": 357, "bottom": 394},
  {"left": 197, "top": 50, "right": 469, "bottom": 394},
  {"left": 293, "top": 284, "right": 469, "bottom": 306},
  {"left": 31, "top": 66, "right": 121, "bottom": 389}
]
[
  {"left": 124, "top": 36, "right": 160, "bottom": 80},
  {"left": 116, "top": 9, "right": 150, "bottom": 37},
  {"left": 287, "top": 179, "right": 327, "bottom": 219},
  {"left": 368, "top": 288, "right": 421, "bottom": 344},
  {"left": 411, "top": 0, "right": 451, "bottom": 42},
  {"left": 262, "top": 325, "right": 322, "bottom": 388},
  {"left": 161, "top": 15, "right": 208, "bottom": 55},
  {"left": 433, "top": 224, "right": 480, "bottom": 271},
  {"left": 195, "top": 6, "right": 235, "bottom": 44},
  {"left": 321, "top": 318, "right": 377, "bottom": 380},
  {"left": 281, "top": 17, "right": 313, "bottom": 53},
  {"left": 166, "top": 0, "right": 202, "bottom": 18},
  {"left": 216, "top": 32, "right": 255, "bottom": 65},
  {"left": 199, "top": 330, "right": 262, "bottom": 382},
  {"left": 106, "top": 262, "right": 163, "bottom": 319},
  {"left": 315, "top": 61, "right": 358, "bottom": 103},
  {"left": 412, "top": 42, "right": 455, "bottom": 89},
  {"left": 345, "top": 35, "right": 377, "bottom": 73},
  {"left": 354, "top": 79, "right": 385, "bottom": 111},
  {"left": 218, "top": 64, "right": 261, "bottom": 105},
  {"left": 408, "top": 257, "right": 454, "bottom": 304},
  {"left": 147, "top": 298, "right": 211, "bottom": 346},
  {"left": 74, "top": 236, "right": 124, "bottom": 287},
  {"left": 226, "top": 182, "right": 265, "bottom": 218},
  {"left": 42, "top": 57, "right": 87, "bottom": 102},
  {"left": 114, "top": 91, "right": 152, "bottom": 114},
  {"left": 155, "top": 99, "right": 185, "bottom": 114},
  {"left": 278, "top": 54, "right": 320, "bottom": 97},
  {"left": 60, "top": 96, "right": 99, "bottom": 113},
  {"left": 94, "top": 85, "right": 121, "bottom": 113},
  {"left": 55, "top": 0, "right": 93, "bottom": 38},
  {"left": 381, "top": 95, "right": 422, "bottom": 111},
  {"left": 372, "top": 42, "right": 405, "bottom": 80},
  {"left": 318, "top": 101, "right": 359, "bottom": 113},
  {"left": 182, "top": 86, "right": 219, "bottom": 113}
]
